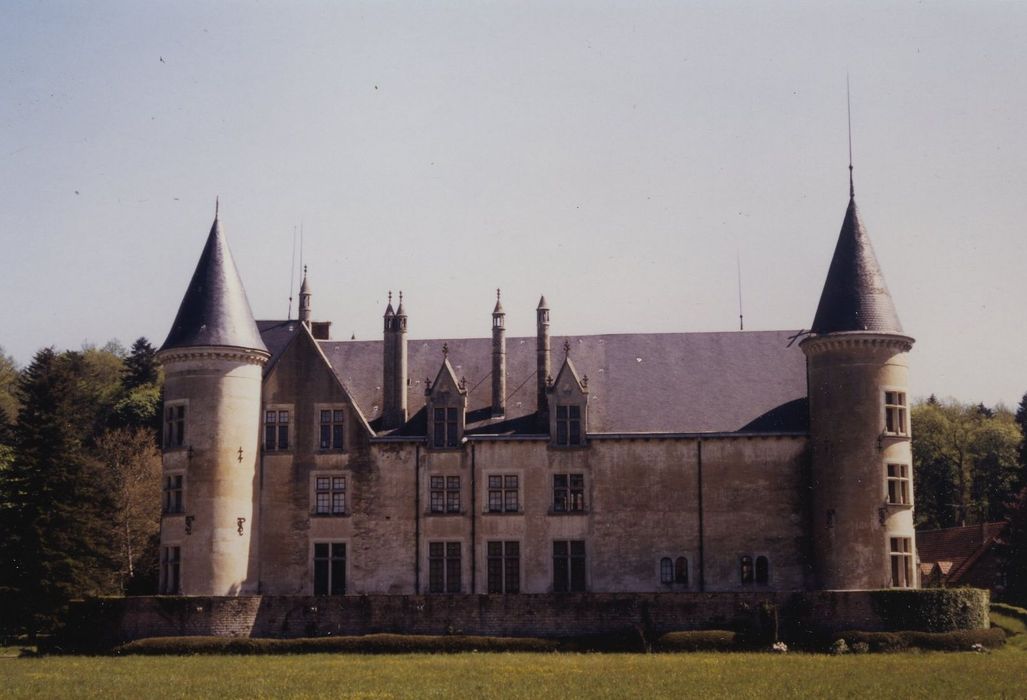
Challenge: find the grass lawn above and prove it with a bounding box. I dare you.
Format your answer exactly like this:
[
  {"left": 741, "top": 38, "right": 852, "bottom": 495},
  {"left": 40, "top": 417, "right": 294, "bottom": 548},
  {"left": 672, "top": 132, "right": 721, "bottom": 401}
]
[{"left": 3, "top": 649, "right": 1026, "bottom": 699}]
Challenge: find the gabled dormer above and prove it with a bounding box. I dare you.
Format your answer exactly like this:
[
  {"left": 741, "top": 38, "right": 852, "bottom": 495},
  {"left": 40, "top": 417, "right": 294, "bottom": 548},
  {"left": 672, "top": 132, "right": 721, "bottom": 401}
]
[
  {"left": 425, "top": 346, "right": 467, "bottom": 449},
  {"left": 547, "top": 342, "right": 589, "bottom": 447}
]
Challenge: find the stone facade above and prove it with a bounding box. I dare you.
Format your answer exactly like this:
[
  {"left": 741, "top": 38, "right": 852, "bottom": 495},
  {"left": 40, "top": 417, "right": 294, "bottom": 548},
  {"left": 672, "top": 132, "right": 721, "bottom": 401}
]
[{"left": 155, "top": 188, "right": 918, "bottom": 602}]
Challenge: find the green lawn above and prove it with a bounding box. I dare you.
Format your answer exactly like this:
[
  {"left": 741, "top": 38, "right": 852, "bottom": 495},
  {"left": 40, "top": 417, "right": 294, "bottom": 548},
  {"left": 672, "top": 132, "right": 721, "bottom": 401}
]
[{"left": 3, "top": 650, "right": 1026, "bottom": 699}]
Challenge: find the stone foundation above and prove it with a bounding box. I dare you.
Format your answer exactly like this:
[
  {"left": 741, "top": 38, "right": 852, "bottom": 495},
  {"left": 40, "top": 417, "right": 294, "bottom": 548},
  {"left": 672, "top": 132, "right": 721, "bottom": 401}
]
[{"left": 58, "top": 589, "right": 989, "bottom": 651}]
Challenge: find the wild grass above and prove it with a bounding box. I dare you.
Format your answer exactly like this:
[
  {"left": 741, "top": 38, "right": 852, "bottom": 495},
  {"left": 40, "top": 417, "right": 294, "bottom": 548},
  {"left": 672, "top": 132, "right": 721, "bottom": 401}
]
[{"left": 3, "top": 650, "right": 1026, "bottom": 699}]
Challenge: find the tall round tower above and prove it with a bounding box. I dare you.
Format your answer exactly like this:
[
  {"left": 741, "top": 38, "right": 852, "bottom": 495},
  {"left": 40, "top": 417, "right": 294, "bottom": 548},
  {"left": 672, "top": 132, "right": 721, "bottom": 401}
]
[
  {"left": 157, "top": 208, "right": 269, "bottom": 595},
  {"left": 801, "top": 189, "right": 916, "bottom": 590}
]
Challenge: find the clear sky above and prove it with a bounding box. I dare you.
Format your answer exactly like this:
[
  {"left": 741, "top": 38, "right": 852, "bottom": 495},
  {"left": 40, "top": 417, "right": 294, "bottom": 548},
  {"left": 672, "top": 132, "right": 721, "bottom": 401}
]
[{"left": 2, "top": 1, "right": 1025, "bottom": 407}]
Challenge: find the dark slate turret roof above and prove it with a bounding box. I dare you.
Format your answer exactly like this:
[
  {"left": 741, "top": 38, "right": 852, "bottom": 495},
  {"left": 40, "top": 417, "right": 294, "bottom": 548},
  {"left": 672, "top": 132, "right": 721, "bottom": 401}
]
[
  {"left": 810, "top": 198, "right": 903, "bottom": 334},
  {"left": 160, "top": 215, "right": 268, "bottom": 353}
]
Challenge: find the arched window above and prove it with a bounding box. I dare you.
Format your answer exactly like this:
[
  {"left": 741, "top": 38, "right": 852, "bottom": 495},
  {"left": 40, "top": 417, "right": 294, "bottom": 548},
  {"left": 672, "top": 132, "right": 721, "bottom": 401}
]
[
  {"left": 755, "top": 556, "right": 769, "bottom": 584},
  {"left": 675, "top": 556, "right": 688, "bottom": 585},
  {"left": 740, "top": 556, "right": 754, "bottom": 584},
  {"left": 660, "top": 557, "right": 673, "bottom": 584}
]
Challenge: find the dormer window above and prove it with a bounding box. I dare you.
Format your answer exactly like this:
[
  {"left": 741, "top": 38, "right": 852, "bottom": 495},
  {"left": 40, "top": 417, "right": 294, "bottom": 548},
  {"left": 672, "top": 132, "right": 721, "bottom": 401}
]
[
  {"left": 433, "top": 407, "right": 459, "bottom": 448},
  {"left": 555, "top": 405, "right": 582, "bottom": 446}
]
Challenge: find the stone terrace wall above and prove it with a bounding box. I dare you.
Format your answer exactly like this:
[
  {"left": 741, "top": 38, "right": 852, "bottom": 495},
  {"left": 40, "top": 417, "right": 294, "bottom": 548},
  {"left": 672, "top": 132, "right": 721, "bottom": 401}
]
[{"left": 59, "top": 590, "right": 989, "bottom": 651}]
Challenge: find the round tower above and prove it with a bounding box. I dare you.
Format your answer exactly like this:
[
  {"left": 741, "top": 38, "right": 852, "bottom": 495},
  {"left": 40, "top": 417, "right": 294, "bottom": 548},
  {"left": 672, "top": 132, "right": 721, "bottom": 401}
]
[
  {"left": 801, "top": 191, "right": 916, "bottom": 590},
  {"left": 157, "top": 208, "right": 269, "bottom": 596}
]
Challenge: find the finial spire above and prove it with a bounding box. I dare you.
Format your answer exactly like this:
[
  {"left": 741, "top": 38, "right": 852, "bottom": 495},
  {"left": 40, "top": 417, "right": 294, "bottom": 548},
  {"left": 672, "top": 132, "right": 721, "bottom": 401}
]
[
  {"left": 303, "top": 264, "right": 307, "bottom": 278},
  {"left": 215, "top": 196, "right": 220, "bottom": 218},
  {"left": 847, "top": 74, "right": 854, "bottom": 199},
  {"left": 563, "top": 339, "right": 571, "bottom": 355},
  {"left": 497, "top": 288, "right": 501, "bottom": 301},
  {"left": 442, "top": 342, "right": 449, "bottom": 358},
  {"left": 388, "top": 290, "right": 393, "bottom": 305},
  {"left": 399, "top": 291, "right": 403, "bottom": 304}
]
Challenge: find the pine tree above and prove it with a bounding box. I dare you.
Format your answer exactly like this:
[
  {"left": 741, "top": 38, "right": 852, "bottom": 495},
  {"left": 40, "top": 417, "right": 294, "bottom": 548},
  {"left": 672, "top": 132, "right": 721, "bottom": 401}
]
[
  {"left": 1015, "top": 391, "right": 1027, "bottom": 485},
  {"left": 0, "top": 349, "right": 119, "bottom": 638},
  {"left": 123, "top": 338, "right": 159, "bottom": 389}
]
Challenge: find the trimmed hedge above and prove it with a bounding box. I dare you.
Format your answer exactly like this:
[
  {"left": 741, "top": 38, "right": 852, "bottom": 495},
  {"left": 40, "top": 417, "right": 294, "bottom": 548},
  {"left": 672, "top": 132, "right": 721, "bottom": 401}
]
[
  {"left": 839, "top": 628, "right": 1005, "bottom": 653},
  {"left": 116, "top": 634, "right": 558, "bottom": 655},
  {"left": 866, "top": 588, "right": 989, "bottom": 632},
  {"left": 654, "top": 631, "right": 737, "bottom": 652}
]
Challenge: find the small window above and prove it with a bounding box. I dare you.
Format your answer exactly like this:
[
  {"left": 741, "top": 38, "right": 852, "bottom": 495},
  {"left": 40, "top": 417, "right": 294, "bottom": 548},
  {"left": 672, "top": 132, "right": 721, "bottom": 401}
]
[
  {"left": 886, "top": 464, "right": 911, "bottom": 505},
  {"left": 314, "top": 476, "right": 346, "bottom": 516},
  {"left": 164, "top": 404, "right": 185, "bottom": 449},
  {"left": 555, "top": 405, "right": 583, "bottom": 446},
  {"left": 660, "top": 557, "right": 673, "bottom": 584},
  {"left": 884, "top": 391, "right": 908, "bottom": 435},
  {"left": 433, "top": 407, "right": 459, "bottom": 448},
  {"left": 553, "top": 473, "right": 585, "bottom": 513},
  {"left": 755, "top": 556, "right": 769, "bottom": 585},
  {"left": 264, "top": 410, "right": 290, "bottom": 450},
  {"left": 313, "top": 542, "right": 346, "bottom": 595},
  {"left": 430, "top": 476, "right": 460, "bottom": 514},
  {"left": 428, "top": 541, "right": 461, "bottom": 593},
  {"left": 740, "top": 555, "right": 754, "bottom": 584},
  {"left": 161, "top": 545, "right": 181, "bottom": 594},
  {"left": 675, "top": 556, "right": 689, "bottom": 585},
  {"left": 487, "top": 475, "right": 519, "bottom": 513},
  {"left": 319, "top": 409, "right": 345, "bottom": 450},
  {"left": 890, "top": 537, "right": 914, "bottom": 588},
  {"left": 163, "top": 474, "right": 184, "bottom": 515},
  {"left": 487, "top": 541, "right": 520, "bottom": 594}
]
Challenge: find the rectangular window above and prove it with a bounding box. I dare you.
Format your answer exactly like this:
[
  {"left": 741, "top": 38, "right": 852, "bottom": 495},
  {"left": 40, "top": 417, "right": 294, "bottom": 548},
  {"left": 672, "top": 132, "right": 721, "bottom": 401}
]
[
  {"left": 161, "top": 545, "right": 181, "bottom": 594},
  {"left": 313, "top": 542, "right": 346, "bottom": 595},
  {"left": 553, "top": 540, "right": 586, "bottom": 592},
  {"left": 433, "top": 407, "right": 460, "bottom": 448},
  {"left": 555, "top": 405, "right": 582, "bottom": 446},
  {"left": 886, "top": 464, "right": 911, "bottom": 505},
  {"left": 553, "top": 473, "right": 585, "bottom": 513},
  {"left": 428, "top": 541, "right": 461, "bottom": 593},
  {"left": 319, "top": 409, "right": 345, "bottom": 450},
  {"left": 487, "top": 541, "right": 520, "bottom": 594},
  {"left": 890, "top": 537, "right": 914, "bottom": 588},
  {"left": 487, "top": 475, "right": 519, "bottom": 513},
  {"left": 164, "top": 405, "right": 185, "bottom": 448},
  {"left": 163, "top": 474, "right": 184, "bottom": 514},
  {"left": 314, "top": 476, "right": 346, "bottom": 515},
  {"left": 884, "top": 391, "right": 908, "bottom": 435},
  {"left": 429, "top": 475, "right": 461, "bottom": 514},
  {"left": 265, "top": 410, "right": 290, "bottom": 450}
]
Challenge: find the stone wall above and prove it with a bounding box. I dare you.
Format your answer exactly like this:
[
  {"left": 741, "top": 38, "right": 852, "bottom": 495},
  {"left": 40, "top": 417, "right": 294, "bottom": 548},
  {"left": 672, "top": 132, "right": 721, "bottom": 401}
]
[{"left": 59, "top": 589, "right": 989, "bottom": 651}]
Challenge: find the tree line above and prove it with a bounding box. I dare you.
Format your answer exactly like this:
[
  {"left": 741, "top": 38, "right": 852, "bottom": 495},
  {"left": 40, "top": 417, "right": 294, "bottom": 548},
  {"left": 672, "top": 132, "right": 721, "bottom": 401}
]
[
  {"left": 0, "top": 340, "right": 162, "bottom": 639},
  {"left": 0, "top": 340, "right": 1025, "bottom": 638}
]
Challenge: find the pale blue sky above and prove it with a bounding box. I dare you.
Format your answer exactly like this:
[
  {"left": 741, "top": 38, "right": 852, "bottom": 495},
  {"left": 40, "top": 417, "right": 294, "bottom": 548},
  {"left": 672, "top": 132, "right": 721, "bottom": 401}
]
[{"left": 2, "top": 1, "right": 1025, "bottom": 406}]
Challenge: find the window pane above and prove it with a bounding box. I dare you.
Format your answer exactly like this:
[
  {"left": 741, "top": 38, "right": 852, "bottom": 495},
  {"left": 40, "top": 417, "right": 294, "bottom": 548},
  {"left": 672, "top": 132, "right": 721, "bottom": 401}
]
[
  {"left": 489, "top": 475, "right": 502, "bottom": 489},
  {"left": 487, "top": 557, "right": 503, "bottom": 594},
  {"left": 570, "top": 556, "right": 586, "bottom": 592},
  {"left": 553, "top": 557, "right": 569, "bottom": 592},
  {"left": 554, "top": 475, "right": 568, "bottom": 488},
  {"left": 266, "top": 411, "right": 276, "bottom": 424},
  {"left": 314, "top": 558, "right": 329, "bottom": 595},
  {"left": 570, "top": 474, "right": 584, "bottom": 489},
  {"left": 755, "top": 556, "right": 769, "bottom": 584},
  {"left": 278, "top": 424, "right": 289, "bottom": 449},
  {"left": 553, "top": 541, "right": 568, "bottom": 557},
  {"left": 660, "top": 558, "right": 673, "bottom": 583},
  {"left": 333, "top": 477, "right": 345, "bottom": 490},
  {"left": 430, "top": 476, "right": 444, "bottom": 489},
  {"left": 429, "top": 542, "right": 444, "bottom": 557},
  {"left": 487, "top": 541, "right": 503, "bottom": 557},
  {"left": 320, "top": 425, "right": 331, "bottom": 449},
  {"left": 333, "top": 410, "right": 344, "bottom": 422},
  {"left": 321, "top": 410, "right": 331, "bottom": 423},
  {"left": 675, "top": 557, "right": 688, "bottom": 584},
  {"left": 556, "top": 405, "right": 567, "bottom": 419},
  {"left": 279, "top": 411, "right": 289, "bottom": 423},
  {"left": 557, "top": 421, "right": 568, "bottom": 445},
  {"left": 488, "top": 491, "right": 502, "bottom": 512},
  {"left": 505, "top": 476, "right": 518, "bottom": 489},
  {"left": 316, "top": 476, "right": 329, "bottom": 490},
  {"left": 570, "top": 540, "right": 585, "bottom": 556},
  {"left": 332, "top": 492, "right": 345, "bottom": 514},
  {"left": 505, "top": 490, "right": 518, "bottom": 512},
  {"left": 314, "top": 543, "right": 329, "bottom": 558},
  {"left": 569, "top": 405, "right": 580, "bottom": 419},
  {"left": 447, "top": 476, "right": 460, "bottom": 490},
  {"left": 331, "top": 558, "right": 346, "bottom": 595}
]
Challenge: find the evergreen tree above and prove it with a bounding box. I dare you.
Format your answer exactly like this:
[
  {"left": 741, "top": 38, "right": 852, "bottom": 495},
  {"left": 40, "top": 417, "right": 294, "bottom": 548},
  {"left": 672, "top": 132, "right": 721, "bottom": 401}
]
[
  {"left": 1002, "top": 486, "right": 1027, "bottom": 606},
  {"left": 123, "top": 338, "right": 159, "bottom": 389},
  {"left": 1015, "top": 391, "right": 1027, "bottom": 483},
  {"left": 0, "top": 349, "right": 119, "bottom": 638}
]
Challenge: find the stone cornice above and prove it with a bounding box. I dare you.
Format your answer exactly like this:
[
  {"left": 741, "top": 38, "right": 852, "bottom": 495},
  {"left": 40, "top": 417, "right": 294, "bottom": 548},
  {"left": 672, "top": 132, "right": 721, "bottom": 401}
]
[
  {"left": 800, "top": 332, "right": 914, "bottom": 356},
  {"left": 157, "top": 345, "right": 270, "bottom": 367}
]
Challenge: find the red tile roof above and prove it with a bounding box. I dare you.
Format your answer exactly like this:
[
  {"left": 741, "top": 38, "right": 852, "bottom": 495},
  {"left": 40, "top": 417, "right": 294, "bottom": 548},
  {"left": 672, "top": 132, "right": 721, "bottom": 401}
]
[{"left": 916, "top": 522, "right": 1008, "bottom": 584}]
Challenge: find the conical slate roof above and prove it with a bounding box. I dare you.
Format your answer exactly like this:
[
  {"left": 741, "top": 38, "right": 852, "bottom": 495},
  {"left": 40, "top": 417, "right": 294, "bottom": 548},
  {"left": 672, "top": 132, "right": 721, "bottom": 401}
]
[
  {"left": 811, "top": 197, "right": 903, "bottom": 334},
  {"left": 160, "top": 215, "right": 268, "bottom": 353}
]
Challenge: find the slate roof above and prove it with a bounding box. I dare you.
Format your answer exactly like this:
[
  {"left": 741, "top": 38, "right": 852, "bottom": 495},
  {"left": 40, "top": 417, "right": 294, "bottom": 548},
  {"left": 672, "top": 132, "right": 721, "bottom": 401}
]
[
  {"left": 810, "top": 197, "right": 903, "bottom": 335},
  {"left": 916, "top": 522, "right": 1008, "bottom": 585},
  {"left": 160, "top": 216, "right": 268, "bottom": 353},
  {"left": 304, "top": 330, "right": 809, "bottom": 436}
]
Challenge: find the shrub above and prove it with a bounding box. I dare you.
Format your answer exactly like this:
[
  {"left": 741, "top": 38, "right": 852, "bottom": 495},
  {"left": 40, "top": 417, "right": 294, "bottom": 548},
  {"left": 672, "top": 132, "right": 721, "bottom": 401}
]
[
  {"left": 829, "top": 639, "right": 849, "bottom": 655},
  {"left": 839, "top": 628, "right": 1005, "bottom": 653},
  {"left": 653, "top": 631, "right": 737, "bottom": 652},
  {"left": 867, "top": 589, "right": 989, "bottom": 632}
]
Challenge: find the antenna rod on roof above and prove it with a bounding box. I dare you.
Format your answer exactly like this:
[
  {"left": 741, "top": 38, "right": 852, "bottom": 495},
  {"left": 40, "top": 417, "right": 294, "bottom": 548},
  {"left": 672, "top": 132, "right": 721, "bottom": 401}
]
[
  {"left": 737, "top": 251, "right": 744, "bottom": 331},
  {"left": 287, "top": 225, "right": 297, "bottom": 320},
  {"left": 847, "top": 73, "right": 854, "bottom": 199}
]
